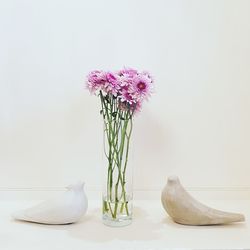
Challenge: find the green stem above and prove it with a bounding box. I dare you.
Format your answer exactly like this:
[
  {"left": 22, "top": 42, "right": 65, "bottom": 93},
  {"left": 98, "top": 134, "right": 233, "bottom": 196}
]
[
  {"left": 100, "top": 92, "right": 133, "bottom": 219},
  {"left": 100, "top": 92, "right": 114, "bottom": 216},
  {"left": 121, "top": 117, "right": 133, "bottom": 214}
]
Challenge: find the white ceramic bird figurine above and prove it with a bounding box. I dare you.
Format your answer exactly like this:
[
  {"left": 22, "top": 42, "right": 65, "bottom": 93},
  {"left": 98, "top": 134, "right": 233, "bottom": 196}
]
[
  {"left": 12, "top": 182, "right": 88, "bottom": 224},
  {"left": 161, "top": 176, "right": 245, "bottom": 225}
]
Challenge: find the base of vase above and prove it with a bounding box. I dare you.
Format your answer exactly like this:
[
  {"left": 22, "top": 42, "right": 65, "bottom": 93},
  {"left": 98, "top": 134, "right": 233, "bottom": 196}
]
[{"left": 102, "top": 213, "right": 132, "bottom": 227}]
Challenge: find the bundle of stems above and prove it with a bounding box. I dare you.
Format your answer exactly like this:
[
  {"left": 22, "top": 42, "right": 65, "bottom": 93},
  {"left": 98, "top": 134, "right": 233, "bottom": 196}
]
[{"left": 100, "top": 90, "right": 134, "bottom": 219}]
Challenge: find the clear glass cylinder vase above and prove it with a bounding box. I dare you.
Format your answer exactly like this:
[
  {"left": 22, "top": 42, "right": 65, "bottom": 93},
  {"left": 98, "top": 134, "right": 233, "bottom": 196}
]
[{"left": 101, "top": 96, "right": 133, "bottom": 227}]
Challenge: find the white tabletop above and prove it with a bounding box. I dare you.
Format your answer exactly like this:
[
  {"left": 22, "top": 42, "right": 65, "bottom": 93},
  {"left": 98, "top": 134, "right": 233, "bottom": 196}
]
[{"left": 1, "top": 200, "right": 249, "bottom": 249}]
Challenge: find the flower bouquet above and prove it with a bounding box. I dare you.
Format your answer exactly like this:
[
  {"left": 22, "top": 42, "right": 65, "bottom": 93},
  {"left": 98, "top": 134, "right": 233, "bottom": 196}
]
[{"left": 86, "top": 67, "right": 154, "bottom": 226}]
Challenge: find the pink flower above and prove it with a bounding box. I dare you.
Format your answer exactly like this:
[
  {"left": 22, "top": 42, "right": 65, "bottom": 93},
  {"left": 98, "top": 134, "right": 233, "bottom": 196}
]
[
  {"left": 118, "top": 67, "right": 138, "bottom": 78},
  {"left": 86, "top": 71, "right": 122, "bottom": 96},
  {"left": 86, "top": 70, "right": 106, "bottom": 94},
  {"left": 106, "top": 72, "right": 117, "bottom": 83},
  {"left": 103, "top": 72, "right": 121, "bottom": 96},
  {"left": 118, "top": 79, "right": 137, "bottom": 105},
  {"left": 141, "top": 70, "right": 154, "bottom": 81},
  {"left": 131, "top": 74, "right": 153, "bottom": 101},
  {"left": 119, "top": 90, "right": 136, "bottom": 104},
  {"left": 118, "top": 99, "right": 142, "bottom": 114},
  {"left": 86, "top": 68, "right": 154, "bottom": 115},
  {"left": 133, "top": 101, "right": 142, "bottom": 114}
]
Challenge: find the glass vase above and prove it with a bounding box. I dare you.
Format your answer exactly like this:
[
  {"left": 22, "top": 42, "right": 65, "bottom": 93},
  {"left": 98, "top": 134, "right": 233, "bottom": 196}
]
[{"left": 100, "top": 93, "right": 133, "bottom": 227}]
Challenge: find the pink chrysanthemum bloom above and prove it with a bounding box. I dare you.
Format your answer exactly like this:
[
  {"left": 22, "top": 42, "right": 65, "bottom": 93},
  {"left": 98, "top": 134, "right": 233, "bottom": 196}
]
[
  {"left": 119, "top": 89, "right": 136, "bottom": 105},
  {"left": 118, "top": 77, "right": 137, "bottom": 104},
  {"left": 119, "top": 75, "right": 132, "bottom": 90},
  {"left": 86, "top": 68, "right": 154, "bottom": 115},
  {"left": 141, "top": 70, "right": 154, "bottom": 81},
  {"left": 119, "top": 100, "right": 142, "bottom": 114},
  {"left": 86, "top": 70, "right": 107, "bottom": 94},
  {"left": 102, "top": 72, "right": 121, "bottom": 96},
  {"left": 131, "top": 73, "right": 153, "bottom": 101},
  {"left": 133, "top": 101, "right": 142, "bottom": 114},
  {"left": 118, "top": 67, "right": 138, "bottom": 78}
]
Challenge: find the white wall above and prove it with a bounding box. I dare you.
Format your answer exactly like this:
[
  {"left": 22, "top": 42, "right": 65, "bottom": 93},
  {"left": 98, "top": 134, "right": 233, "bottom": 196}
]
[{"left": 1, "top": 0, "right": 250, "bottom": 199}]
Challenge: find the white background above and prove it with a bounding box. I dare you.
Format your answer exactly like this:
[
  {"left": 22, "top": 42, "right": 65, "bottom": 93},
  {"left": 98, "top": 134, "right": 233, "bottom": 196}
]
[{"left": 0, "top": 0, "right": 250, "bottom": 198}]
